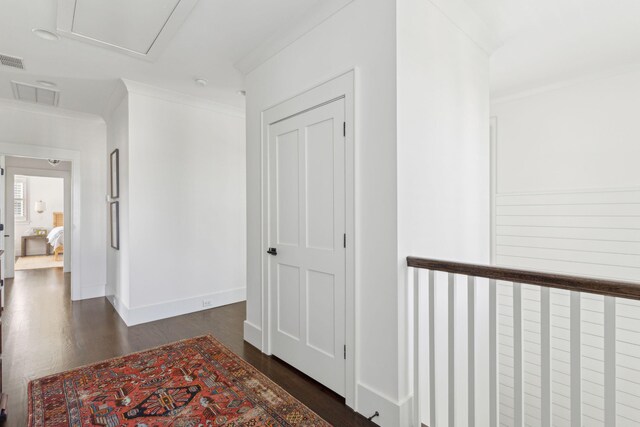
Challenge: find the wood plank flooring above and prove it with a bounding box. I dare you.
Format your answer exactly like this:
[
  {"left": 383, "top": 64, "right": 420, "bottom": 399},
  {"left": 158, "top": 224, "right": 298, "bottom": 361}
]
[{"left": 2, "top": 268, "right": 375, "bottom": 426}]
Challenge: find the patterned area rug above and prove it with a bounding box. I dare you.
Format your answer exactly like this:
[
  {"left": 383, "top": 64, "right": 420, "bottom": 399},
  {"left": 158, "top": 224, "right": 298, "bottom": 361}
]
[{"left": 28, "top": 335, "right": 332, "bottom": 426}]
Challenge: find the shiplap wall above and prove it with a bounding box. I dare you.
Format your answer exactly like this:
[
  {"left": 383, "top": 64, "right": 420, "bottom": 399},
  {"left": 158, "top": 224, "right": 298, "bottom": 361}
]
[{"left": 494, "top": 188, "right": 640, "bottom": 426}]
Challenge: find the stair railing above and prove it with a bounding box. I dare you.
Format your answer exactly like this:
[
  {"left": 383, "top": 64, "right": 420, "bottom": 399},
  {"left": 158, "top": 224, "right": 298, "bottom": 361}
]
[{"left": 408, "top": 256, "right": 640, "bottom": 427}]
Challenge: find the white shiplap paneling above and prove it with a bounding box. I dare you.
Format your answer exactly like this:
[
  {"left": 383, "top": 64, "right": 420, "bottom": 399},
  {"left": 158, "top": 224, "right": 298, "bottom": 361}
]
[{"left": 494, "top": 188, "right": 640, "bottom": 426}]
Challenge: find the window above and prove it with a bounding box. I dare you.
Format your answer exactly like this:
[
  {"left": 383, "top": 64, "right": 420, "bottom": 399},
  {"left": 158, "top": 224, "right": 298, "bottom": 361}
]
[{"left": 14, "top": 176, "right": 28, "bottom": 223}]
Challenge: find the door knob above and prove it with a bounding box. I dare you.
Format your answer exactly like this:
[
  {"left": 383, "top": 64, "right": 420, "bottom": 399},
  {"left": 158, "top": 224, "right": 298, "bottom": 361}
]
[{"left": 267, "top": 247, "right": 277, "bottom": 256}]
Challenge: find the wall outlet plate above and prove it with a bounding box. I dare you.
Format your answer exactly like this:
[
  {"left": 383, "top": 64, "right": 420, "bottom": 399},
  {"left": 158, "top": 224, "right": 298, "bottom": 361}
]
[{"left": 202, "top": 299, "right": 213, "bottom": 308}]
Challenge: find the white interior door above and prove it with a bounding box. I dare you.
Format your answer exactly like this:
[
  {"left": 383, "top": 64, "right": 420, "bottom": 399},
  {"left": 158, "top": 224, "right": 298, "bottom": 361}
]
[{"left": 268, "top": 98, "right": 346, "bottom": 396}]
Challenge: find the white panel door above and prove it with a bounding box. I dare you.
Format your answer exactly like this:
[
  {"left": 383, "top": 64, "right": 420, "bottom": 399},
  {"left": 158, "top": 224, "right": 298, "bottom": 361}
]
[{"left": 268, "top": 98, "right": 346, "bottom": 396}]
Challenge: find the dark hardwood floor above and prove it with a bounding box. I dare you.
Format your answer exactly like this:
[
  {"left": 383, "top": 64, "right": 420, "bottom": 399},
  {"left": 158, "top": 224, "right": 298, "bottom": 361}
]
[{"left": 2, "top": 268, "right": 374, "bottom": 427}]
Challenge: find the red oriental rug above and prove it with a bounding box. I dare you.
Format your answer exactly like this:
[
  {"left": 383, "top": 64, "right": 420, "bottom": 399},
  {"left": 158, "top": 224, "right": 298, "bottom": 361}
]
[{"left": 28, "top": 335, "right": 332, "bottom": 427}]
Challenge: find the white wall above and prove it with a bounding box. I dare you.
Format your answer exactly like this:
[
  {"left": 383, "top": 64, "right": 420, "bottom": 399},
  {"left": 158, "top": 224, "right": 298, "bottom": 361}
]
[
  {"left": 245, "top": 0, "right": 401, "bottom": 422},
  {"left": 397, "top": 0, "right": 491, "bottom": 424},
  {"left": 105, "top": 86, "right": 130, "bottom": 307},
  {"left": 492, "top": 68, "right": 640, "bottom": 194},
  {"left": 0, "top": 100, "right": 107, "bottom": 300},
  {"left": 245, "top": 0, "right": 490, "bottom": 424},
  {"left": 105, "top": 81, "right": 247, "bottom": 326},
  {"left": 14, "top": 176, "right": 64, "bottom": 256}
]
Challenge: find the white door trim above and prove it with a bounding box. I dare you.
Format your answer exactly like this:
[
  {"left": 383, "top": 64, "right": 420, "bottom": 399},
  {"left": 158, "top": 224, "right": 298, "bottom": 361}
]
[
  {"left": 0, "top": 143, "right": 82, "bottom": 300},
  {"left": 260, "top": 70, "right": 356, "bottom": 407}
]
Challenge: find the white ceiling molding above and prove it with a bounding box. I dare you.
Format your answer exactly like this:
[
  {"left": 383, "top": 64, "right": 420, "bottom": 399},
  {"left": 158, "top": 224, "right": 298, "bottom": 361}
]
[
  {"left": 122, "top": 79, "right": 245, "bottom": 118},
  {"left": 491, "top": 61, "right": 640, "bottom": 107},
  {"left": 56, "top": 0, "right": 198, "bottom": 61},
  {"left": 234, "top": 0, "right": 354, "bottom": 75},
  {"left": 0, "top": 98, "right": 105, "bottom": 124}
]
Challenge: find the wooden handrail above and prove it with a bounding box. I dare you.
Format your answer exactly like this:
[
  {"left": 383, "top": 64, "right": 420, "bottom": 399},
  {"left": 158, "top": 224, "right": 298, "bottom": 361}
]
[{"left": 407, "top": 256, "right": 640, "bottom": 301}]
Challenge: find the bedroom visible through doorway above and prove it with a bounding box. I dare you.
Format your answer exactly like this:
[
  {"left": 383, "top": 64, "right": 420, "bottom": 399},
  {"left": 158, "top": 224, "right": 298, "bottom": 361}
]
[
  {"left": 13, "top": 176, "right": 64, "bottom": 271},
  {"left": 4, "top": 156, "right": 72, "bottom": 276}
]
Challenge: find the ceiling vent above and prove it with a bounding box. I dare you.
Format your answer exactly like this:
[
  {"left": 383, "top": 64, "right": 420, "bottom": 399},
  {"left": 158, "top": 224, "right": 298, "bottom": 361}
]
[
  {"left": 0, "top": 53, "right": 24, "bottom": 70},
  {"left": 11, "top": 81, "right": 60, "bottom": 107}
]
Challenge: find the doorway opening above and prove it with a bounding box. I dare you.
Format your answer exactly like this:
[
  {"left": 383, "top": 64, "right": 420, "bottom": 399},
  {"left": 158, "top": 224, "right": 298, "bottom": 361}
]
[
  {"left": 4, "top": 156, "right": 72, "bottom": 277},
  {"left": 14, "top": 175, "right": 65, "bottom": 271}
]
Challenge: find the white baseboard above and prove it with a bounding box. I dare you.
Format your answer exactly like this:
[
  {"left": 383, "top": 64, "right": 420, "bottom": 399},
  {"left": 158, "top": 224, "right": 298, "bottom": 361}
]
[
  {"left": 357, "top": 383, "right": 414, "bottom": 427},
  {"left": 107, "top": 295, "right": 130, "bottom": 325},
  {"left": 78, "top": 284, "right": 106, "bottom": 300},
  {"left": 243, "top": 321, "right": 262, "bottom": 350},
  {"left": 115, "top": 287, "right": 246, "bottom": 326}
]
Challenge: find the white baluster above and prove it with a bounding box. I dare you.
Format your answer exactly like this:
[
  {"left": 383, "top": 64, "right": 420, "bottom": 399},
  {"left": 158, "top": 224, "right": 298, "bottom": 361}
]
[
  {"left": 570, "top": 291, "right": 582, "bottom": 427},
  {"left": 604, "top": 296, "right": 616, "bottom": 427},
  {"left": 541, "top": 287, "right": 552, "bottom": 426},
  {"left": 490, "top": 279, "right": 497, "bottom": 427},
  {"left": 468, "top": 276, "right": 476, "bottom": 427},
  {"left": 429, "top": 270, "right": 436, "bottom": 427},
  {"left": 514, "top": 283, "right": 523, "bottom": 427},
  {"left": 413, "top": 268, "right": 421, "bottom": 427},
  {"left": 448, "top": 273, "right": 455, "bottom": 426}
]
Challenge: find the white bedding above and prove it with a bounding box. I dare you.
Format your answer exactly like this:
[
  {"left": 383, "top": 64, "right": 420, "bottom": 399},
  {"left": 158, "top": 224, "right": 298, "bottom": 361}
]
[{"left": 47, "top": 226, "right": 64, "bottom": 250}]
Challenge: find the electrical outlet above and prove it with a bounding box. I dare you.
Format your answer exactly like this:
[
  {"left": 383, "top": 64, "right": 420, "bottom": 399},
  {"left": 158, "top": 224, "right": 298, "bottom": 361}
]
[{"left": 202, "top": 299, "right": 213, "bottom": 308}]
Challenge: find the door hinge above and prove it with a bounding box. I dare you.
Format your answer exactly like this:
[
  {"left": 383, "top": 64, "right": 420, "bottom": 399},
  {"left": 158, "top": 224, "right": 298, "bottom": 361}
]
[
  {"left": 344, "top": 345, "right": 347, "bottom": 359},
  {"left": 343, "top": 233, "right": 346, "bottom": 248},
  {"left": 343, "top": 122, "right": 346, "bottom": 137},
  {"left": 1, "top": 168, "right": 4, "bottom": 176}
]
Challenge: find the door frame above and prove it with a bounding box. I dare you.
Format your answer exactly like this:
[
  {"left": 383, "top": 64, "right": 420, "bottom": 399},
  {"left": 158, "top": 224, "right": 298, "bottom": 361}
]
[
  {"left": 260, "top": 70, "right": 356, "bottom": 407},
  {"left": 0, "top": 143, "right": 82, "bottom": 300}
]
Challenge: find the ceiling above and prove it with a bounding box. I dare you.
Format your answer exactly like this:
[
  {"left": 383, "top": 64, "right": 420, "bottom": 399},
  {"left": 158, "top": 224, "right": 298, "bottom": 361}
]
[
  {"left": 2, "top": 0, "right": 640, "bottom": 113},
  {"left": 0, "top": 0, "right": 349, "bottom": 116},
  {"left": 463, "top": 0, "right": 640, "bottom": 99}
]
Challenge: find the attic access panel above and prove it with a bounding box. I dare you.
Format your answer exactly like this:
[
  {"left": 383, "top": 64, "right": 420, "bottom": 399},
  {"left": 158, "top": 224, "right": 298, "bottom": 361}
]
[{"left": 57, "top": 0, "right": 198, "bottom": 61}]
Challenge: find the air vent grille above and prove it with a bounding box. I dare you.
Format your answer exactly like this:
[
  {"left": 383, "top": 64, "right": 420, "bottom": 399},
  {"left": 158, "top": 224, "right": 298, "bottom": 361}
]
[
  {"left": 0, "top": 54, "right": 24, "bottom": 69},
  {"left": 11, "top": 81, "right": 60, "bottom": 107}
]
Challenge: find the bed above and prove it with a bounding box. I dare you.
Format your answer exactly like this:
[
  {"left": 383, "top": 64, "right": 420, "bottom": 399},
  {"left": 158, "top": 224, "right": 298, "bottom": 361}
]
[{"left": 47, "top": 212, "right": 64, "bottom": 261}]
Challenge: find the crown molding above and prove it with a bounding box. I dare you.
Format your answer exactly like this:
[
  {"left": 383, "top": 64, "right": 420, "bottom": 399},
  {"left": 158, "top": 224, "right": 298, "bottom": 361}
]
[
  {"left": 0, "top": 98, "right": 105, "bottom": 124},
  {"left": 121, "top": 79, "right": 245, "bottom": 118},
  {"left": 491, "top": 61, "right": 640, "bottom": 107}
]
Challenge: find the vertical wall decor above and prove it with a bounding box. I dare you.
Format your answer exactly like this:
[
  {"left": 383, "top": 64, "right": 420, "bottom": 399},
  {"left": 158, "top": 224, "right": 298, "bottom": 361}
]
[
  {"left": 110, "top": 149, "right": 119, "bottom": 199},
  {"left": 110, "top": 201, "right": 119, "bottom": 250}
]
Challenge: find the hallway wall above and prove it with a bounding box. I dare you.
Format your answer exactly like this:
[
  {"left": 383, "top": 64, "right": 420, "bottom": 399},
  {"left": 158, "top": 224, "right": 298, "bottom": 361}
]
[
  {"left": 105, "top": 81, "right": 246, "bottom": 326},
  {"left": 0, "top": 100, "right": 107, "bottom": 300}
]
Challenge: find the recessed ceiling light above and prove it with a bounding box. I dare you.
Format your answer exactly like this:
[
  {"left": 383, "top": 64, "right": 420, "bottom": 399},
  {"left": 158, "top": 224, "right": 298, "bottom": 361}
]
[
  {"left": 195, "top": 78, "right": 208, "bottom": 87},
  {"left": 36, "top": 80, "right": 57, "bottom": 88},
  {"left": 32, "top": 28, "right": 60, "bottom": 41},
  {"left": 237, "top": 90, "right": 246, "bottom": 96}
]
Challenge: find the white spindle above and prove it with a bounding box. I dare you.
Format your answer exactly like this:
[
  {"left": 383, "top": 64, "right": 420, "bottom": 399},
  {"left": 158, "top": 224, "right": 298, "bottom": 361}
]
[
  {"left": 570, "top": 291, "right": 582, "bottom": 427},
  {"left": 541, "top": 287, "right": 552, "bottom": 426},
  {"left": 429, "top": 270, "right": 436, "bottom": 427},
  {"left": 514, "top": 283, "right": 523, "bottom": 427},
  {"left": 413, "top": 268, "right": 421, "bottom": 427},
  {"left": 489, "top": 279, "right": 497, "bottom": 427},
  {"left": 468, "top": 276, "right": 475, "bottom": 427},
  {"left": 448, "top": 273, "right": 455, "bottom": 426},
  {"left": 604, "top": 296, "right": 616, "bottom": 427}
]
